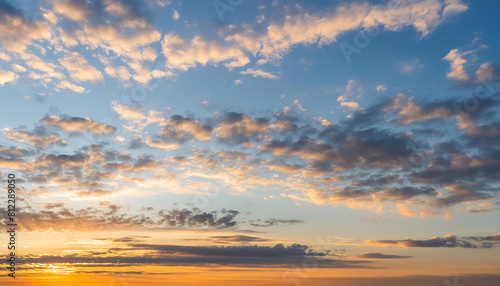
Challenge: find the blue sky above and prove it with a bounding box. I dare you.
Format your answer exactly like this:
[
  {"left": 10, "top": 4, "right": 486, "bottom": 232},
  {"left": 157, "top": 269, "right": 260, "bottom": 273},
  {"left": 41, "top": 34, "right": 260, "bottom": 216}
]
[{"left": 0, "top": 0, "right": 499, "bottom": 284}]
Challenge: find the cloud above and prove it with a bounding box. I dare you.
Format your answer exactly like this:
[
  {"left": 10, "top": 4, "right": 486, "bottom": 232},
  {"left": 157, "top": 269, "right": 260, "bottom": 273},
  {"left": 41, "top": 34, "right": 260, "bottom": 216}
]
[
  {"left": 442, "top": 0, "right": 469, "bottom": 17},
  {"left": 443, "top": 48, "right": 469, "bottom": 81},
  {"left": 358, "top": 253, "right": 412, "bottom": 259},
  {"left": 52, "top": 0, "right": 92, "bottom": 22},
  {"left": 47, "top": 0, "right": 162, "bottom": 84},
  {"left": 42, "top": 116, "right": 116, "bottom": 133},
  {"left": 218, "top": 151, "right": 249, "bottom": 162},
  {"left": 216, "top": 112, "right": 269, "bottom": 143},
  {"left": 250, "top": 219, "right": 304, "bottom": 227},
  {"left": 399, "top": 59, "right": 423, "bottom": 74},
  {"left": 366, "top": 233, "right": 498, "bottom": 248},
  {"left": 271, "top": 119, "right": 298, "bottom": 131},
  {"left": 240, "top": 68, "right": 280, "bottom": 80},
  {"left": 66, "top": 188, "right": 114, "bottom": 197},
  {"left": 146, "top": 115, "right": 213, "bottom": 150},
  {"left": 442, "top": 43, "right": 498, "bottom": 83},
  {"left": 421, "top": 182, "right": 494, "bottom": 209},
  {"left": 265, "top": 163, "right": 302, "bottom": 174},
  {"left": 340, "top": 101, "right": 361, "bottom": 111},
  {"left": 129, "top": 243, "right": 329, "bottom": 258},
  {"left": 378, "top": 186, "right": 437, "bottom": 201},
  {"left": 3, "top": 127, "right": 65, "bottom": 148},
  {"left": 162, "top": 34, "right": 250, "bottom": 71},
  {"left": 0, "top": 67, "right": 17, "bottom": 86},
  {"left": 262, "top": 126, "right": 416, "bottom": 171},
  {"left": 337, "top": 80, "right": 363, "bottom": 111},
  {"left": 259, "top": 139, "right": 336, "bottom": 168},
  {"left": 0, "top": 156, "right": 27, "bottom": 170},
  {"left": 5, "top": 86, "right": 500, "bottom": 220},
  {"left": 376, "top": 85, "right": 386, "bottom": 92},
  {"left": 186, "top": 235, "right": 271, "bottom": 244},
  {"left": 53, "top": 0, "right": 162, "bottom": 54},
  {"left": 161, "top": 115, "right": 213, "bottom": 141},
  {"left": 475, "top": 62, "right": 500, "bottom": 83},
  {"left": 158, "top": 208, "right": 239, "bottom": 229},
  {"left": 20, "top": 52, "right": 66, "bottom": 81},
  {"left": 0, "top": 0, "right": 469, "bottom": 90},
  {"left": 304, "top": 185, "right": 437, "bottom": 210},
  {"left": 385, "top": 93, "right": 500, "bottom": 129},
  {"left": 0, "top": 206, "right": 147, "bottom": 232},
  {"left": 112, "top": 102, "right": 146, "bottom": 121},
  {"left": 57, "top": 80, "right": 85, "bottom": 93},
  {"left": 160, "top": 0, "right": 465, "bottom": 73},
  {"left": 172, "top": 10, "right": 179, "bottom": 20},
  {"left": 18, "top": 243, "right": 371, "bottom": 269},
  {"left": 102, "top": 156, "right": 159, "bottom": 172},
  {"left": 256, "top": 0, "right": 467, "bottom": 62},
  {"left": 0, "top": 1, "right": 51, "bottom": 52},
  {"left": 44, "top": 202, "right": 67, "bottom": 209},
  {"left": 125, "top": 60, "right": 153, "bottom": 83},
  {"left": 104, "top": 65, "right": 132, "bottom": 81},
  {"left": 466, "top": 123, "right": 500, "bottom": 138},
  {"left": 0, "top": 145, "right": 31, "bottom": 158},
  {"left": 146, "top": 137, "right": 183, "bottom": 150},
  {"left": 38, "top": 153, "right": 89, "bottom": 169},
  {"left": 469, "top": 232, "right": 500, "bottom": 242},
  {"left": 11, "top": 64, "right": 27, "bottom": 73},
  {"left": 97, "top": 236, "right": 151, "bottom": 243},
  {"left": 1, "top": 207, "right": 240, "bottom": 232},
  {"left": 0, "top": 52, "right": 11, "bottom": 61},
  {"left": 59, "top": 52, "right": 104, "bottom": 83},
  {"left": 410, "top": 151, "right": 500, "bottom": 186}
]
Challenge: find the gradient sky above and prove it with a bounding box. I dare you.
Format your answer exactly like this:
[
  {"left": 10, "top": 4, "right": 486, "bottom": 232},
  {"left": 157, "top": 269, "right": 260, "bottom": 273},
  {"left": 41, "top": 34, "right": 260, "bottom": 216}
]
[{"left": 0, "top": 0, "right": 500, "bottom": 285}]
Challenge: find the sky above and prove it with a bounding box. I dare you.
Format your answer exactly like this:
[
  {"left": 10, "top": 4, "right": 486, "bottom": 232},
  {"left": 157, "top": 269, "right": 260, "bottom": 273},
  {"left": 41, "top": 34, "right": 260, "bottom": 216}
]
[{"left": 0, "top": 0, "right": 499, "bottom": 285}]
